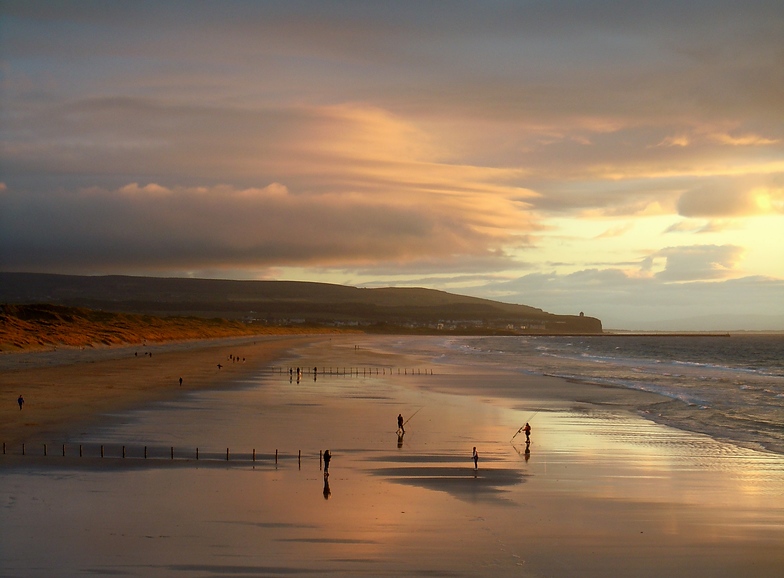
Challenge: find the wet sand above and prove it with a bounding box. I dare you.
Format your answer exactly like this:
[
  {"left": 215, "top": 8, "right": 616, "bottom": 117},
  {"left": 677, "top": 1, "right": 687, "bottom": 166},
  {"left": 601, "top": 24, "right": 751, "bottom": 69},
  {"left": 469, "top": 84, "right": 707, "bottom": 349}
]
[{"left": 1, "top": 334, "right": 783, "bottom": 577}]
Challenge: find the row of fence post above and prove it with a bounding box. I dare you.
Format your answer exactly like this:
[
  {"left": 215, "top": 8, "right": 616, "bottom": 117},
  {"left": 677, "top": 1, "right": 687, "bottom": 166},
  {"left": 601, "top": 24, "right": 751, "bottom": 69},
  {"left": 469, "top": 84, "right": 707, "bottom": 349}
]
[
  {"left": 271, "top": 366, "right": 433, "bottom": 375},
  {"left": 3, "top": 442, "right": 310, "bottom": 465}
]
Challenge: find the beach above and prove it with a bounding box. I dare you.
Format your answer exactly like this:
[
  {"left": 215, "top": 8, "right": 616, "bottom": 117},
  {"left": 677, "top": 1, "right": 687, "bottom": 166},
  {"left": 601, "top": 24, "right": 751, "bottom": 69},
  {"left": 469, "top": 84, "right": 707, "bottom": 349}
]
[{"left": 2, "top": 334, "right": 783, "bottom": 577}]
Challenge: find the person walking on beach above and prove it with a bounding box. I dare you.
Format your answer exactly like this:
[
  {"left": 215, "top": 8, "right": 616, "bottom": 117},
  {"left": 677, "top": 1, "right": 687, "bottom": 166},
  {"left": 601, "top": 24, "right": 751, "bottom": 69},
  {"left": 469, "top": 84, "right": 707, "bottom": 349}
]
[
  {"left": 17, "top": 395, "right": 24, "bottom": 410},
  {"left": 524, "top": 422, "right": 531, "bottom": 443},
  {"left": 472, "top": 447, "right": 478, "bottom": 470},
  {"left": 323, "top": 449, "right": 331, "bottom": 475},
  {"left": 397, "top": 413, "right": 405, "bottom": 434},
  {"left": 179, "top": 377, "right": 183, "bottom": 387}
]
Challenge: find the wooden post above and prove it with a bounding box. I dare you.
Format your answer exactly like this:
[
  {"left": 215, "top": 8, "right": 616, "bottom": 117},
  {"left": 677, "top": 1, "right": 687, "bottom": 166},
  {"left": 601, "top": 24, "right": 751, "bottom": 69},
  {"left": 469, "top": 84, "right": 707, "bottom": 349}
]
[
  {"left": 22, "top": 443, "right": 25, "bottom": 456},
  {"left": 252, "top": 448, "right": 256, "bottom": 462},
  {"left": 171, "top": 446, "right": 174, "bottom": 460},
  {"left": 320, "top": 449, "right": 323, "bottom": 470},
  {"left": 196, "top": 447, "right": 199, "bottom": 460},
  {"left": 122, "top": 446, "right": 126, "bottom": 458},
  {"left": 226, "top": 448, "right": 230, "bottom": 461},
  {"left": 101, "top": 445, "right": 104, "bottom": 458},
  {"left": 275, "top": 449, "right": 278, "bottom": 464},
  {"left": 144, "top": 446, "right": 147, "bottom": 459},
  {"left": 79, "top": 444, "right": 82, "bottom": 457},
  {"left": 43, "top": 444, "right": 47, "bottom": 456},
  {"left": 2, "top": 442, "right": 5, "bottom": 455},
  {"left": 62, "top": 444, "right": 65, "bottom": 457}
]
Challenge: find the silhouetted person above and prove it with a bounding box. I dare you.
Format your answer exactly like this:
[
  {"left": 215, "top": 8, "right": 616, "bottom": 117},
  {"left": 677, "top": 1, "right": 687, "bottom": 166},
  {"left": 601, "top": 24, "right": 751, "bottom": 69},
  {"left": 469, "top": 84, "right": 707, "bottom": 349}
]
[
  {"left": 323, "top": 449, "right": 331, "bottom": 475},
  {"left": 179, "top": 377, "right": 183, "bottom": 386},
  {"left": 472, "top": 447, "right": 478, "bottom": 470},
  {"left": 524, "top": 422, "right": 531, "bottom": 442},
  {"left": 397, "top": 413, "right": 405, "bottom": 434},
  {"left": 17, "top": 395, "right": 24, "bottom": 410}
]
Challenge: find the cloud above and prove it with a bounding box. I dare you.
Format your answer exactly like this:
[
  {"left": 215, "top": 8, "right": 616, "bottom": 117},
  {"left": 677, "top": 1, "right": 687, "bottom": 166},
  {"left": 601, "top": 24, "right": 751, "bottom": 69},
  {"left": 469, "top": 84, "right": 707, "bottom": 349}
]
[
  {"left": 656, "top": 135, "right": 691, "bottom": 148},
  {"left": 677, "top": 178, "right": 784, "bottom": 217},
  {"left": 710, "top": 132, "right": 780, "bottom": 146},
  {"left": 594, "top": 223, "right": 634, "bottom": 239},
  {"left": 0, "top": 180, "right": 530, "bottom": 274},
  {"left": 653, "top": 245, "right": 745, "bottom": 281},
  {"left": 664, "top": 219, "right": 741, "bottom": 234}
]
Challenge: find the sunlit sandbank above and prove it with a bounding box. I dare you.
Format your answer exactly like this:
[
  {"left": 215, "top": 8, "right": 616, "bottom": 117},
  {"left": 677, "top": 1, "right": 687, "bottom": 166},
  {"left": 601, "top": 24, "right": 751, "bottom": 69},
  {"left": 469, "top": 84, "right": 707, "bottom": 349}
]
[{"left": 2, "top": 335, "right": 783, "bottom": 577}]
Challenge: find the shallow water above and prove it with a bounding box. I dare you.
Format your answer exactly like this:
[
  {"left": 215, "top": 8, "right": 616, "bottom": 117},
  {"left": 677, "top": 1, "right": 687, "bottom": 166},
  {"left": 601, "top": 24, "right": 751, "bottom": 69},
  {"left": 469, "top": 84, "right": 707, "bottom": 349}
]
[{"left": 381, "top": 334, "right": 784, "bottom": 455}]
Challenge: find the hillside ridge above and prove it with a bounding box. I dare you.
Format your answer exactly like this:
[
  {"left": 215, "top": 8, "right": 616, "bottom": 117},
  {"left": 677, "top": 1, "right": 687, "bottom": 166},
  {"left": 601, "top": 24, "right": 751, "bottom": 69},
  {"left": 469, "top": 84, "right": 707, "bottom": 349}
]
[{"left": 0, "top": 272, "right": 602, "bottom": 334}]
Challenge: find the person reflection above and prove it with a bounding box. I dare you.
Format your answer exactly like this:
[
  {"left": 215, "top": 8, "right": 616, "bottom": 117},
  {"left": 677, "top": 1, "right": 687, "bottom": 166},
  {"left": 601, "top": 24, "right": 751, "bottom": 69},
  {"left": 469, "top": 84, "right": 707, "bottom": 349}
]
[
  {"left": 524, "top": 442, "right": 531, "bottom": 463},
  {"left": 323, "top": 475, "right": 331, "bottom": 500},
  {"left": 397, "top": 431, "right": 404, "bottom": 448}
]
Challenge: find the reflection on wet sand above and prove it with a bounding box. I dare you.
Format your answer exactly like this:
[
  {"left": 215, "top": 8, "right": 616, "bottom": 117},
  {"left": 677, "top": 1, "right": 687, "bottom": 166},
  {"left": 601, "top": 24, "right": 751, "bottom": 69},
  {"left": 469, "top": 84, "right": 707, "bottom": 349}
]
[{"left": 370, "top": 465, "right": 525, "bottom": 501}]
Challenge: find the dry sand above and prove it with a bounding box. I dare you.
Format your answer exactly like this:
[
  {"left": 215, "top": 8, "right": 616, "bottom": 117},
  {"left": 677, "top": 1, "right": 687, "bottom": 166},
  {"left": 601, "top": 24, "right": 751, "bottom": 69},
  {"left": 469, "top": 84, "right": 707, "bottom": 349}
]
[
  {"left": 1, "top": 334, "right": 783, "bottom": 577},
  {"left": 0, "top": 335, "right": 315, "bottom": 447}
]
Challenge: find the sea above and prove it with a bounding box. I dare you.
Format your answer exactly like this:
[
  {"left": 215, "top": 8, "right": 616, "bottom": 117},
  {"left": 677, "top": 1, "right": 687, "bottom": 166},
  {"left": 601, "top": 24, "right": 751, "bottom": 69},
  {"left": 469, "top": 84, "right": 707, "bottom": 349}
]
[{"left": 384, "top": 334, "right": 784, "bottom": 457}]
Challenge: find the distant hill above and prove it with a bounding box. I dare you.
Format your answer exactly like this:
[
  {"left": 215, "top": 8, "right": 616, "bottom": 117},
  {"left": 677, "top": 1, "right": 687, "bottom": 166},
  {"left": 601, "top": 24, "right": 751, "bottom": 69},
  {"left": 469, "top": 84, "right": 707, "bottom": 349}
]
[{"left": 0, "top": 272, "right": 603, "bottom": 334}]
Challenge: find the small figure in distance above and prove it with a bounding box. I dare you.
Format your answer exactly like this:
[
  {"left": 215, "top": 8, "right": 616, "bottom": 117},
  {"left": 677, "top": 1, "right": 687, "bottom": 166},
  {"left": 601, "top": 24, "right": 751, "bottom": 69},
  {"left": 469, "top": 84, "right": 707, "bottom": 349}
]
[
  {"left": 323, "top": 449, "right": 331, "bottom": 476},
  {"left": 524, "top": 422, "right": 531, "bottom": 443},
  {"left": 472, "top": 446, "right": 478, "bottom": 470},
  {"left": 18, "top": 395, "right": 24, "bottom": 410},
  {"left": 397, "top": 413, "right": 405, "bottom": 434},
  {"left": 179, "top": 377, "right": 183, "bottom": 387}
]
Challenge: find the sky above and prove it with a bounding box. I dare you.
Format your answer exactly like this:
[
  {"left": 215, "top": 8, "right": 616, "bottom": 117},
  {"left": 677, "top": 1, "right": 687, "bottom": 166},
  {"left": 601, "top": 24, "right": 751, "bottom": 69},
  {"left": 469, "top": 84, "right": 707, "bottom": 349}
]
[{"left": 1, "top": 1, "right": 783, "bottom": 331}]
